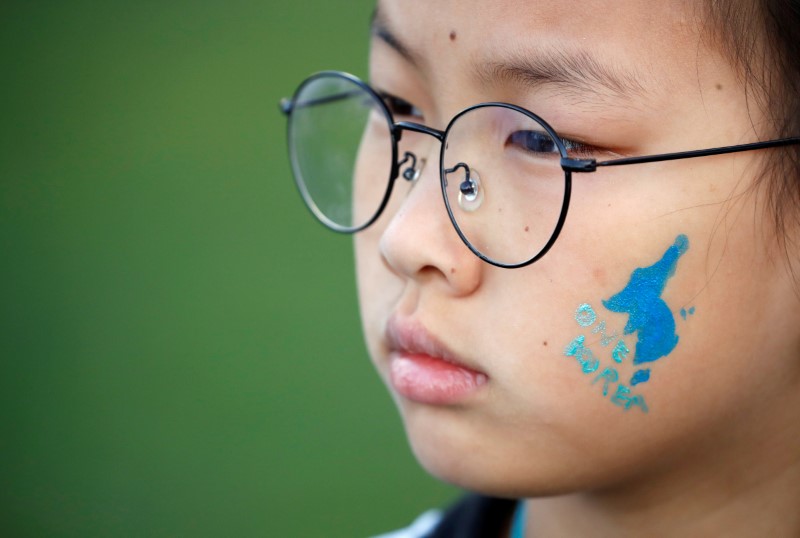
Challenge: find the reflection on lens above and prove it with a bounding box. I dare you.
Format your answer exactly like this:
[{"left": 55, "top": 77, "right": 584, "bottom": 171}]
[
  {"left": 288, "top": 74, "right": 394, "bottom": 231},
  {"left": 442, "top": 105, "right": 567, "bottom": 266}
]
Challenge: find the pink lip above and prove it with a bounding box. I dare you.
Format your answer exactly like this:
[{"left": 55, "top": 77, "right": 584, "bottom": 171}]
[{"left": 385, "top": 317, "right": 488, "bottom": 405}]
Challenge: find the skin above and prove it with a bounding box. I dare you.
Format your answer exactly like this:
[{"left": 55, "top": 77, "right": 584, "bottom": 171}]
[{"left": 353, "top": 1, "right": 800, "bottom": 535}]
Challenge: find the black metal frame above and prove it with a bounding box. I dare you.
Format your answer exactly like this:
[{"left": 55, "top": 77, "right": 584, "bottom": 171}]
[
  {"left": 284, "top": 71, "right": 398, "bottom": 236},
  {"left": 281, "top": 70, "right": 800, "bottom": 268}
]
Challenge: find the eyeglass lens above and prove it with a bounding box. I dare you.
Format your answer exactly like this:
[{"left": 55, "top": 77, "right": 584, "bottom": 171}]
[
  {"left": 442, "top": 105, "right": 567, "bottom": 266},
  {"left": 288, "top": 73, "right": 567, "bottom": 266},
  {"left": 289, "top": 75, "right": 394, "bottom": 230}
]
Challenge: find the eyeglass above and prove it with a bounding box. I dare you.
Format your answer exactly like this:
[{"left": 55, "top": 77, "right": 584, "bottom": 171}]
[{"left": 280, "top": 70, "right": 800, "bottom": 268}]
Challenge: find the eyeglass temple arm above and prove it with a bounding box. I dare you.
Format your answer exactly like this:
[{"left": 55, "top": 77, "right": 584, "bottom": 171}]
[
  {"left": 564, "top": 137, "right": 800, "bottom": 173},
  {"left": 279, "top": 89, "right": 366, "bottom": 115}
]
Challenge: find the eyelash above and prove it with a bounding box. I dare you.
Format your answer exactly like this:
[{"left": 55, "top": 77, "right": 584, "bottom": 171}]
[
  {"left": 379, "top": 92, "right": 424, "bottom": 120},
  {"left": 507, "top": 130, "right": 597, "bottom": 158}
]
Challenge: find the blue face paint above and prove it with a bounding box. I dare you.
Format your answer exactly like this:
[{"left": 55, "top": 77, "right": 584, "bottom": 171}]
[
  {"left": 561, "top": 236, "right": 688, "bottom": 412},
  {"left": 611, "top": 384, "right": 649, "bottom": 413},
  {"left": 603, "top": 235, "right": 689, "bottom": 366},
  {"left": 591, "top": 320, "right": 617, "bottom": 346},
  {"left": 611, "top": 340, "right": 630, "bottom": 363},
  {"left": 630, "top": 369, "right": 651, "bottom": 386},
  {"left": 592, "top": 367, "right": 619, "bottom": 396},
  {"left": 575, "top": 303, "right": 597, "bottom": 327},
  {"left": 564, "top": 335, "right": 600, "bottom": 373}
]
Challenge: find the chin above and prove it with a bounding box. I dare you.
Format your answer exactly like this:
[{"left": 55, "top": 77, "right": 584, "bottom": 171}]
[
  {"left": 397, "top": 402, "right": 592, "bottom": 498},
  {"left": 397, "top": 397, "right": 656, "bottom": 499}
]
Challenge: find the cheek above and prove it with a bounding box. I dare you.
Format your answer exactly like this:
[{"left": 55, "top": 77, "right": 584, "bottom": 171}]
[
  {"left": 352, "top": 117, "right": 395, "bottom": 225},
  {"left": 409, "top": 230, "right": 777, "bottom": 493},
  {"left": 552, "top": 235, "right": 690, "bottom": 417},
  {"left": 353, "top": 209, "right": 401, "bottom": 375},
  {"left": 354, "top": 229, "right": 385, "bottom": 343},
  {"left": 534, "top": 183, "right": 797, "bottom": 440},
  {"left": 352, "top": 119, "right": 403, "bottom": 327}
]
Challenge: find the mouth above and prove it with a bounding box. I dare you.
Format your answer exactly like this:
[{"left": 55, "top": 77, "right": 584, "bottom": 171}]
[{"left": 385, "top": 316, "right": 488, "bottom": 405}]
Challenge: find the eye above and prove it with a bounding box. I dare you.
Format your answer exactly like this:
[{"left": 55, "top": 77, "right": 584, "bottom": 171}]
[
  {"left": 378, "top": 92, "right": 424, "bottom": 120},
  {"left": 508, "top": 130, "right": 559, "bottom": 154},
  {"left": 507, "top": 130, "right": 595, "bottom": 157}
]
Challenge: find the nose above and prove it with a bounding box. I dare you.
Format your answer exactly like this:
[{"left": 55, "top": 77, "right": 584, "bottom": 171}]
[{"left": 379, "top": 142, "right": 484, "bottom": 296}]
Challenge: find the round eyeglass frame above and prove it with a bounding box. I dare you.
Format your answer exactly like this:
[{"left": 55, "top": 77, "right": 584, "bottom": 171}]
[
  {"left": 281, "top": 70, "right": 800, "bottom": 269},
  {"left": 282, "top": 70, "right": 573, "bottom": 269}
]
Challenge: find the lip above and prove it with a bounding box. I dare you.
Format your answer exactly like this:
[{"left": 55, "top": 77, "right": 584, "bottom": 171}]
[{"left": 385, "top": 316, "right": 488, "bottom": 405}]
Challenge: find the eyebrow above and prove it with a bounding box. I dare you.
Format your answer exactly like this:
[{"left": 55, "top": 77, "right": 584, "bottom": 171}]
[
  {"left": 476, "top": 50, "right": 647, "bottom": 101},
  {"left": 370, "top": 7, "right": 647, "bottom": 103},
  {"left": 370, "top": 7, "right": 421, "bottom": 67}
]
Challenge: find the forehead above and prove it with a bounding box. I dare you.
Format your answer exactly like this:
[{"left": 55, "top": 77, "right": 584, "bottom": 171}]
[
  {"left": 375, "top": 0, "right": 697, "bottom": 49},
  {"left": 373, "top": 0, "right": 709, "bottom": 102}
]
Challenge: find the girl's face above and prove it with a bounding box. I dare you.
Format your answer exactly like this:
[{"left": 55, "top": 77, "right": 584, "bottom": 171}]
[{"left": 355, "top": 0, "right": 800, "bottom": 496}]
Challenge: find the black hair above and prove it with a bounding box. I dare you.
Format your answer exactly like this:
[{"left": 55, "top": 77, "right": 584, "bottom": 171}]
[{"left": 706, "top": 0, "right": 800, "bottom": 262}]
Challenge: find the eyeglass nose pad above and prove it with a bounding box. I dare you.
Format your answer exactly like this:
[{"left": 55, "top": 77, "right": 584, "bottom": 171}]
[
  {"left": 399, "top": 151, "right": 426, "bottom": 182},
  {"left": 456, "top": 166, "right": 484, "bottom": 212}
]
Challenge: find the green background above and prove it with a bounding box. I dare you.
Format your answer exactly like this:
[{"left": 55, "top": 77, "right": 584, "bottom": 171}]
[{"left": 0, "top": 2, "right": 456, "bottom": 536}]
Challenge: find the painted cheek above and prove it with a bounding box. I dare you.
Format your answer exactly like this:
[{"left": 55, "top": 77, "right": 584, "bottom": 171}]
[{"left": 559, "top": 235, "right": 692, "bottom": 414}]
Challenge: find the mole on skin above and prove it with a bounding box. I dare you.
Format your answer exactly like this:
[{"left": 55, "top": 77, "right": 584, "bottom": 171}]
[
  {"left": 592, "top": 267, "right": 607, "bottom": 287},
  {"left": 449, "top": 30, "right": 457, "bottom": 41}
]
